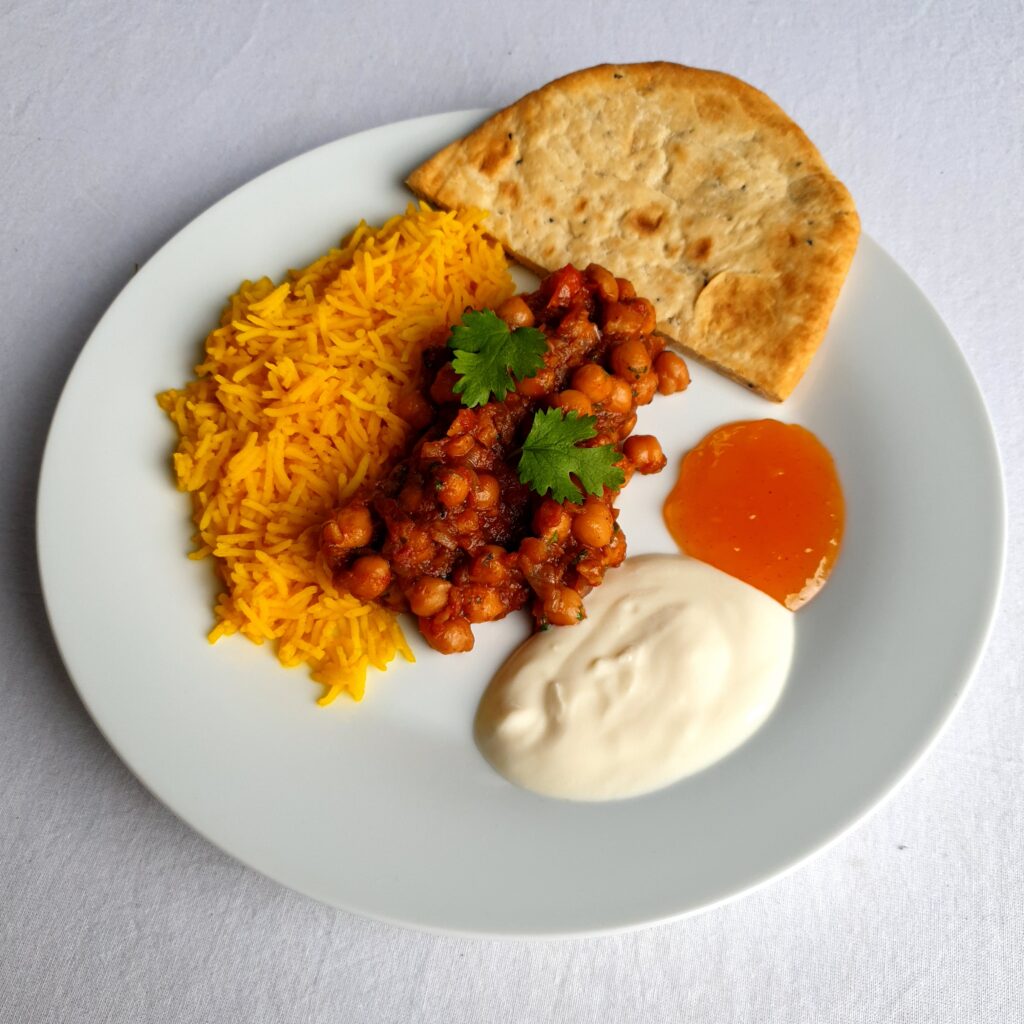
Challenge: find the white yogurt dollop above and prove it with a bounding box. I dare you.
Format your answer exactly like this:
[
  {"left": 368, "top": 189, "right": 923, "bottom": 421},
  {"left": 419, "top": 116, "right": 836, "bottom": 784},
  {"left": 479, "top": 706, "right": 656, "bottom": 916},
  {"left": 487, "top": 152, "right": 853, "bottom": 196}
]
[{"left": 474, "top": 554, "right": 794, "bottom": 801}]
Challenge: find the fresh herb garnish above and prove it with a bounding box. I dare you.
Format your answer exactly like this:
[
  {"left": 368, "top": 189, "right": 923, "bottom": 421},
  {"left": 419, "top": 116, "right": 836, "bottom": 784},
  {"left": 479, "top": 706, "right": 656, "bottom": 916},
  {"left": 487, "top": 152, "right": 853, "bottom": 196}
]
[
  {"left": 517, "top": 409, "right": 625, "bottom": 503},
  {"left": 447, "top": 309, "right": 547, "bottom": 407}
]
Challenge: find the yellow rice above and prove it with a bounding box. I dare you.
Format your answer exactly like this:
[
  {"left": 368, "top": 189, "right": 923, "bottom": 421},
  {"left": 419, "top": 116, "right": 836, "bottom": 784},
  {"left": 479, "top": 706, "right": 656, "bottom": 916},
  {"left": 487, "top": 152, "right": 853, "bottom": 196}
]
[{"left": 157, "top": 204, "right": 514, "bottom": 702}]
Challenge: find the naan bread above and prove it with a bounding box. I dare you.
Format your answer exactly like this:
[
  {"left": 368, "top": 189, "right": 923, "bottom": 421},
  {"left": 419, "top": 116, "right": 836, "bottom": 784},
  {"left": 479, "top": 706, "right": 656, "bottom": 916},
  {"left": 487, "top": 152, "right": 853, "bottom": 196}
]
[{"left": 406, "top": 63, "right": 860, "bottom": 401}]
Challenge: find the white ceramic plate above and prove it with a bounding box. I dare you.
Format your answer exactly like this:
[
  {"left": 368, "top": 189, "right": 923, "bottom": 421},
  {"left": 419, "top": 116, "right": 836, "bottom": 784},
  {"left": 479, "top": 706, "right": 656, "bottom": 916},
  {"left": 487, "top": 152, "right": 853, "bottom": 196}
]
[{"left": 37, "top": 111, "right": 1005, "bottom": 936}]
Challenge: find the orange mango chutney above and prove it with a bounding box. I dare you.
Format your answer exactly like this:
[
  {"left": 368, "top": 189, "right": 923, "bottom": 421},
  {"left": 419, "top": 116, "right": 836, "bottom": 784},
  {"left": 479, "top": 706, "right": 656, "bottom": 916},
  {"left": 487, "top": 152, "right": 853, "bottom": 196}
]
[{"left": 663, "top": 420, "right": 845, "bottom": 610}]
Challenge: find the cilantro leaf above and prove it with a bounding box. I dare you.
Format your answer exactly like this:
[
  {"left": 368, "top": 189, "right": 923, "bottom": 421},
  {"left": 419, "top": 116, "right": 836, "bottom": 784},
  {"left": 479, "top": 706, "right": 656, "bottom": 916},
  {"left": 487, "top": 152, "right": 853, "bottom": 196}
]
[
  {"left": 448, "top": 309, "right": 548, "bottom": 407},
  {"left": 518, "top": 409, "right": 625, "bottom": 504}
]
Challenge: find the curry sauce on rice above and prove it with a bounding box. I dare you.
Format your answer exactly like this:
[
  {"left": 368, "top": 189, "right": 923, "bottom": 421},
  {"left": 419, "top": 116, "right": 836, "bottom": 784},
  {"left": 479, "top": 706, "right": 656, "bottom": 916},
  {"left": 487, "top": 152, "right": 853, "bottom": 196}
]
[{"left": 158, "top": 205, "right": 514, "bottom": 702}]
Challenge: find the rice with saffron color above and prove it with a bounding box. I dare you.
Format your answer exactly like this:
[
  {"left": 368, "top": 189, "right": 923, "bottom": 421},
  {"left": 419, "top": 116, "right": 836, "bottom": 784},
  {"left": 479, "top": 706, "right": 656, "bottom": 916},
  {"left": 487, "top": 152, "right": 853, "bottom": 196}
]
[{"left": 157, "top": 204, "right": 514, "bottom": 702}]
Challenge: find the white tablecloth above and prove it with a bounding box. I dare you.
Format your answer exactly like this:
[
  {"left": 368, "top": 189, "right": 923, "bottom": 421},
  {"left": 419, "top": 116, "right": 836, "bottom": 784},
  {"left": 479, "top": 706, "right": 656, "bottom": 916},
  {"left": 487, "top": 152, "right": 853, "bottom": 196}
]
[{"left": 2, "top": 1, "right": 1021, "bottom": 1019}]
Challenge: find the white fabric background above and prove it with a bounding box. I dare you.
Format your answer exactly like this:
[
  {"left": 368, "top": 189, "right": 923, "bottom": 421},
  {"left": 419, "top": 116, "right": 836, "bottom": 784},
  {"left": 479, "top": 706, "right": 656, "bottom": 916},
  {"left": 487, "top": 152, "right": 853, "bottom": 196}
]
[{"left": 2, "top": 0, "right": 1021, "bottom": 1020}]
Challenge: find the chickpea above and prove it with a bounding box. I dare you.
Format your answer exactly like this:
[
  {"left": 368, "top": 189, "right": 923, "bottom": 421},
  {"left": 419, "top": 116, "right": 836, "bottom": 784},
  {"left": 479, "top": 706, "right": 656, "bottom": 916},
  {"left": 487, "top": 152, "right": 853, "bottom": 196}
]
[
  {"left": 602, "top": 301, "right": 647, "bottom": 337},
  {"left": 518, "top": 536, "right": 548, "bottom": 569},
  {"left": 330, "top": 505, "right": 373, "bottom": 548},
  {"left": 398, "top": 526, "right": 434, "bottom": 563},
  {"left": 452, "top": 508, "right": 480, "bottom": 535},
  {"left": 630, "top": 297, "right": 657, "bottom": 334},
  {"left": 542, "top": 585, "right": 585, "bottom": 626},
  {"left": 469, "top": 546, "right": 508, "bottom": 585},
  {"left": 551, "top": 389, "right": 593, "bottom": 417},
  {"left": 630, "top": 370, "right": 655, "bottom": 405},
  {"left": 532, "top": 499, "right": 571, "bottom": 543},
  {"left": 496, "top": 295, "right": 535, "bottom": 329},
  {"left": 421, "top": 613, "right": 474, "bottom": 654},
  {"left": 605, "top": 377, "right": 634, "bottom": 414},
  {"left": 320, "top": 520, "right": 344, "bottom": 553},
  {"left": 571, "top": 363, "right": 613, "bottom": 404},
  {"left": 623, "top": 435, "right": 666, "bottom": 475},
  {"left": 471, "top": 472, "right": 500, "bottom": 510},
  {"left": 585, "top": 263, "right": 619, "bottom": 303},
  {"left": 615, "top": 277, "right": 637, "bottom": 300},
  {"left": 517, "top": 367, "right": 556, "bottom": 398},
  {"left": 572, "top": 500, "right": 614, "bottom": 548},
  {"left": 347, "top": 555, "right": 391, "bottom": 600},
  {"left": 620, "top": 411, "right": 638, "bottom": 435},
  {"left": 654, "top": 351, "right": 691, "bottom": 395},
  {"left": 610, "top": 339, "right": 652, "bottom": 381},
  {"left": 460, "top": 584, "right": 506, "bottom": 624},
  {"left": 407, "top": 576, "right": 452, "bottom": 617},
  {"left": 632, "top": 370, "right": 659, "bottom": 406},
  {"left": 436, "top": 468, "right": 470, "bottom": 509},
  {"left": 394, "top": 390, "right": 433, "bottom": 430}
]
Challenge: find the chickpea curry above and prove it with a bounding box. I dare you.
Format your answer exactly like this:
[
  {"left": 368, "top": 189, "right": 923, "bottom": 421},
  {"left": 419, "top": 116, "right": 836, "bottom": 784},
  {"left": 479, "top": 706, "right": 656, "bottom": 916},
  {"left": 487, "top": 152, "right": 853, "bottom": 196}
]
[{"left": 319, "top": 263, "right": 690, "bottom": 654}]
